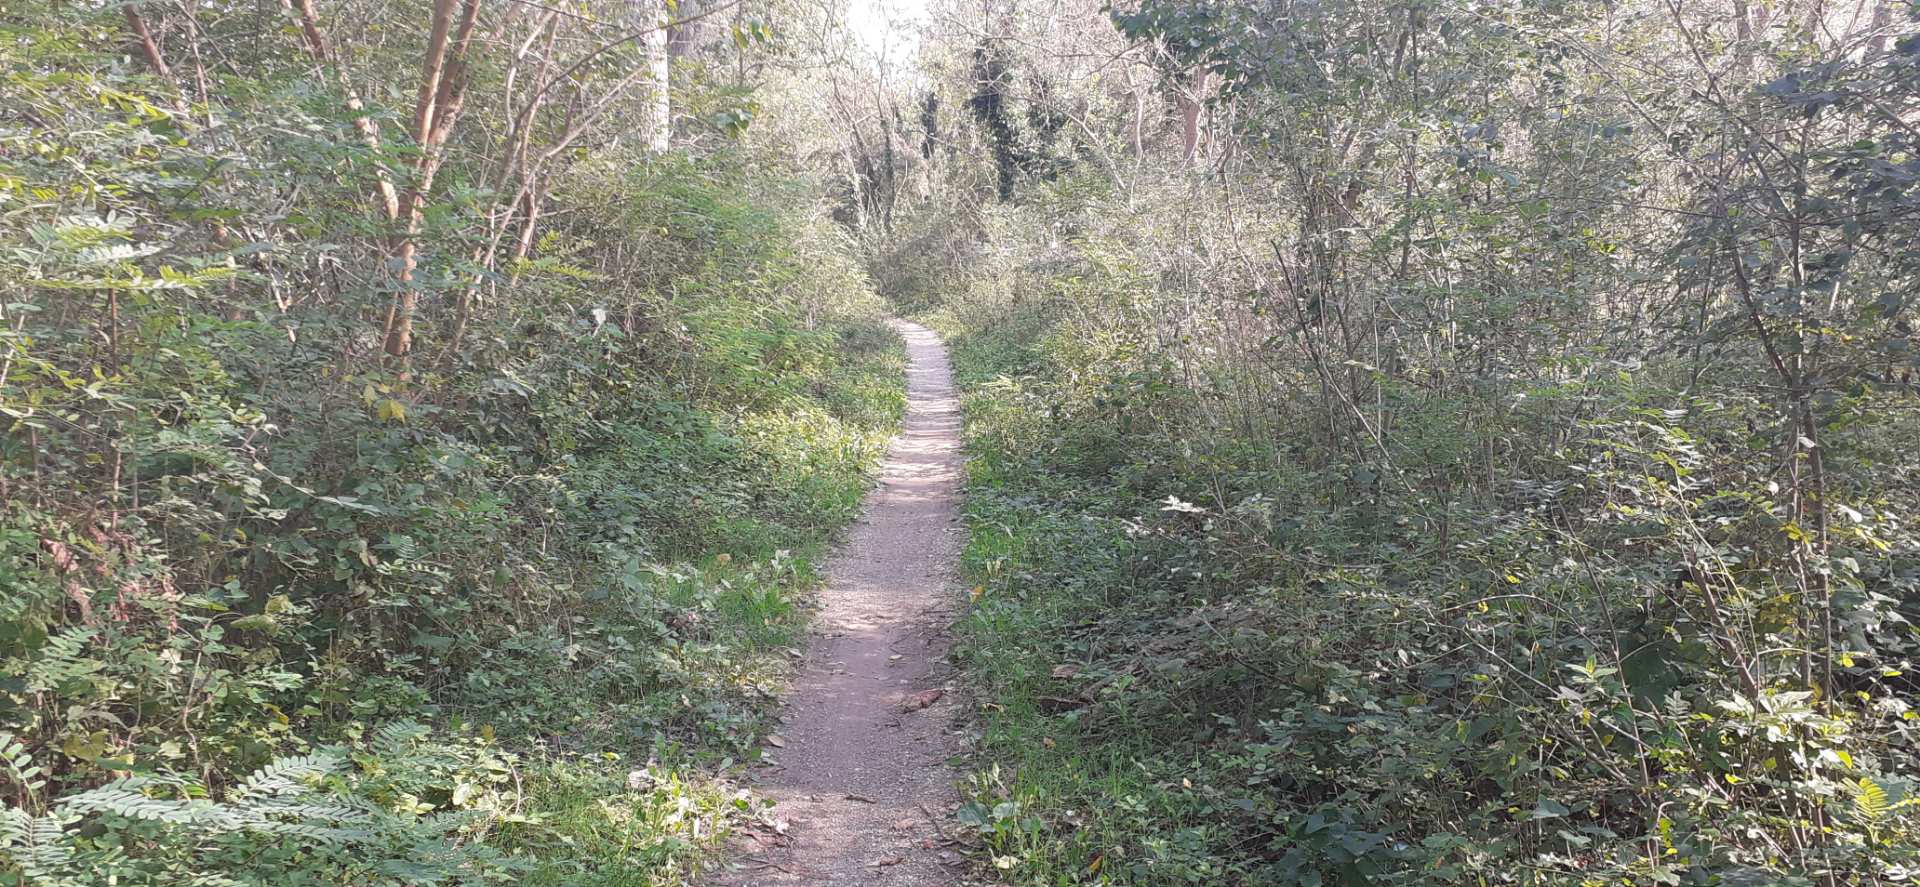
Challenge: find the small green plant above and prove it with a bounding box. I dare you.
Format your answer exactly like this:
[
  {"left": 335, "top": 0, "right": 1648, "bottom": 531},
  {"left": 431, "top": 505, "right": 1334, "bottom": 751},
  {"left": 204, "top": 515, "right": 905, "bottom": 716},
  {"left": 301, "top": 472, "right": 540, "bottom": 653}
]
[{"left": 0, "top": 724, "right": 521, "bottom": 884}]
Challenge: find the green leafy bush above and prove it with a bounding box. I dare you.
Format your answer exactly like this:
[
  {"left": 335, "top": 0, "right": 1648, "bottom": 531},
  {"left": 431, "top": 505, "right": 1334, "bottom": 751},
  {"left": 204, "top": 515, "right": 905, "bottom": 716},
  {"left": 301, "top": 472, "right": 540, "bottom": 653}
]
[
  {"left": 937, "top": 245, "right": 1920, "bottom": 885},
  {"left": 0, "top": 10, "right": 902, "bottom": 883}
]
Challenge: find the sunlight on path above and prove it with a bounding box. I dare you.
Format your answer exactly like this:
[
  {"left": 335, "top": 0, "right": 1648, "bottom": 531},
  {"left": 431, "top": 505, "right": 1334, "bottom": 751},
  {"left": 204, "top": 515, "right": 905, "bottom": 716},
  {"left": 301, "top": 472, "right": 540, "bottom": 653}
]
[{"left": 709, "top": 322, "right": 969, "bottom": 886}]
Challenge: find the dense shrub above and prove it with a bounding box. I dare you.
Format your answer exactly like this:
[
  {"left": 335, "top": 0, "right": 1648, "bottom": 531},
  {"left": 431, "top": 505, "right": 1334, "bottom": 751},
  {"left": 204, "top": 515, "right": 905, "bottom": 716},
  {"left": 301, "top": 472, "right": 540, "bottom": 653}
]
[
  {"left": 944, "top": 287, "right": 1920, "bottom": 884},
  {"left": 0, "top": 7, "right": 901, "bottom": 882}
]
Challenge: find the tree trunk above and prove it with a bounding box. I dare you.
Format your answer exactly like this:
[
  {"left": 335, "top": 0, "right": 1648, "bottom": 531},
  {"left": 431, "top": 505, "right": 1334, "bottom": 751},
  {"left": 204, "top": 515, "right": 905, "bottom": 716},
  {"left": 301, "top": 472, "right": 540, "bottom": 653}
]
[
  {"left": 1179, "top": 68, "right": 1209, "bottom": 164},
  {"left": 122, "top": 3, "right": 173, "bottom": 81},
  {"left": 1867, "top": 0, "right": 1895, "bottom": 54},
  {"left": 643, "top": 5, "right": 672, "bottom": 152},
  {"left": 289, "top": 0, "right": 401, "bottom": 223},
  {"left": 668, "top": 0, "right": 707, "bottom": 56},
  {"left": 382, "top": 0, "right": 482, "bottom": 363}
]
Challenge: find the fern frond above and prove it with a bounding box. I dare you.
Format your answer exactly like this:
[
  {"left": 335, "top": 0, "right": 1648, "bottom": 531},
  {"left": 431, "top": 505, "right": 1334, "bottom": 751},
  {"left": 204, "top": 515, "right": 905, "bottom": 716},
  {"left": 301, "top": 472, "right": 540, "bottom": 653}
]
[
  {"left": 0, "top": 807, "right": 30, "bottom": 848},
  {"left": 371, "top": 720, "right": 430, "bottom": 757},
  {"left": 1854, "top": 777, "right": 1893, "bottom": 823},
  {"left": 0, "top": 812, "right": 76, "bottom": 879},
  {"left": 230, "top": 750, "right": 346, "bottom": 802},
  {"left": 24, "top": 628, "right": 98, "bottom": 693},
  {"left": 63, "top": 788, "right": 213, "bottom": 827}
]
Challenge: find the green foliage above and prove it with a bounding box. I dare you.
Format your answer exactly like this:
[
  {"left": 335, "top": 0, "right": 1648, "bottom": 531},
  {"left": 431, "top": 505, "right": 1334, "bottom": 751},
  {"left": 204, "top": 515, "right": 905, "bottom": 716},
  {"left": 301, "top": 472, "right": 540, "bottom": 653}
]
[
  {"left": 0, "top": 725, "right": 520, "bottom": 884},
  {"left": 887, "top": 0, "right": 1920, "bottom": 881},
  {"left": 946, "top": 303, "right": 1920, "bottom": 884},
  {"left": 0, "top": 6, "right": 903, "bottom": 883},
  {"left": 501, "top": 756, "right": 761, "bottom": 886}
]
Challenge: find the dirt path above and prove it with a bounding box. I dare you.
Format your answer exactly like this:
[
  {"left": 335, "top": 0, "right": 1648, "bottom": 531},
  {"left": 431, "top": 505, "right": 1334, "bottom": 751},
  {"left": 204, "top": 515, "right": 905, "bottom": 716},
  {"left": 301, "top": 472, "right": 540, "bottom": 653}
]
[{"left": 711, "top": 321, "right": 968, "bottom": 886}]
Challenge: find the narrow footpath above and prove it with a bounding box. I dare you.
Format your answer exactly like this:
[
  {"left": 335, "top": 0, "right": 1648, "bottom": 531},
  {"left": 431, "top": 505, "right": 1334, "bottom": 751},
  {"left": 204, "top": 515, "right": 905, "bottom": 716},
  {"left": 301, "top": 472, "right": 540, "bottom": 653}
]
[{"left": 712, "top": 321, "right": 968, "bottom": 886}]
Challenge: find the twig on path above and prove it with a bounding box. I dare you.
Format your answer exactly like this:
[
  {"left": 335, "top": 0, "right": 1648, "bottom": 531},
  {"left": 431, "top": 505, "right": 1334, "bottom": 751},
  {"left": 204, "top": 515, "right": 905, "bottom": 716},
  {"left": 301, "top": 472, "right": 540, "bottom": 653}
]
[
  {"left": 737, "top": 854, "right": 798, "bottom": 874},
  {"left": 917, "top": 803, "right": 955, "bottom": 844}
]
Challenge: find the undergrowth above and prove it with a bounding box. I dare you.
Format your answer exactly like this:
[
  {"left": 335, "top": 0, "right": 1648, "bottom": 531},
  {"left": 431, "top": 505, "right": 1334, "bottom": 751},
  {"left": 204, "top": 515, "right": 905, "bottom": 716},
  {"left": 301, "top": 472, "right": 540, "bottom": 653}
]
[
  {"left": 938, "top": 295, "right": 1920, "bottom": 885},
  {"left": 0, "top": 30, "right": 904, "bottom": 880}
]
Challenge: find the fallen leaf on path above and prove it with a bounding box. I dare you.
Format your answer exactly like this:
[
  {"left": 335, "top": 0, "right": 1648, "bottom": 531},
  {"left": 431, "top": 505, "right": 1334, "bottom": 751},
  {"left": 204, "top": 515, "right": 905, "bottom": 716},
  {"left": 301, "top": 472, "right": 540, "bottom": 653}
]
[
  {"left": 874, "top": 856, "right": 904, "bottom": 867},
  {"left": 764, "top": 734, "right": 786, "bottom": 748},
  {"left": 901, "top": 688, "right": 945, "bottom": 711}
]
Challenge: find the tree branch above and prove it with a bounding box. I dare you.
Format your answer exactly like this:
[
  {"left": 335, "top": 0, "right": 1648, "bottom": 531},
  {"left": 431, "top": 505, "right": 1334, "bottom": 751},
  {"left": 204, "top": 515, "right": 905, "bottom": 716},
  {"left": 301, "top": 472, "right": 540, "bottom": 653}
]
[{"left": 122, "top": 3, "right": 174, "bottom": 82}]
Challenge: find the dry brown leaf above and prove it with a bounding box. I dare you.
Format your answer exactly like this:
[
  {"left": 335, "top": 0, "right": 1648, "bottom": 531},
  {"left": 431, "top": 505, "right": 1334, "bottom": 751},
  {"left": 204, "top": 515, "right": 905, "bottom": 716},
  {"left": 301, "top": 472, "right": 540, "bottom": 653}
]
[{"left": 901, "top": 688, "right": 944, "bottom": 712}]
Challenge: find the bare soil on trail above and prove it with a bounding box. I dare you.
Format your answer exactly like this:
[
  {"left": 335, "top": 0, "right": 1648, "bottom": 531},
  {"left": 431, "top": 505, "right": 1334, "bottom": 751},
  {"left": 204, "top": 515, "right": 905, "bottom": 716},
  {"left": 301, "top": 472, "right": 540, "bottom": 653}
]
[{"left": 710, "top": 321, "right": 972, "bottom": 886}]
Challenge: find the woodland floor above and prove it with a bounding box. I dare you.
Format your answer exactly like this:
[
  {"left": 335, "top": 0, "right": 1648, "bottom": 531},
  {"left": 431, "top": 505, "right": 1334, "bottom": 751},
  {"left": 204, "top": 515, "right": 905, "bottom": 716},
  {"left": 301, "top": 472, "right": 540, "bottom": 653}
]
[{"left": 709, "top": 322, "right": 973, "bottom": 886}]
